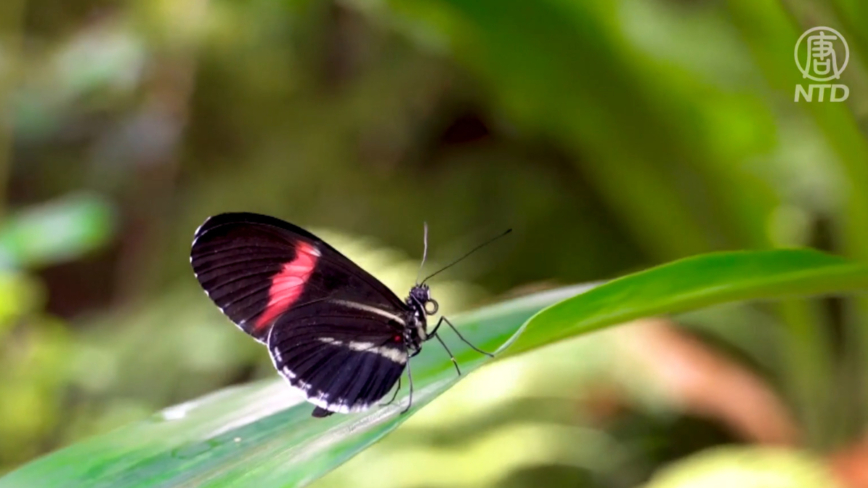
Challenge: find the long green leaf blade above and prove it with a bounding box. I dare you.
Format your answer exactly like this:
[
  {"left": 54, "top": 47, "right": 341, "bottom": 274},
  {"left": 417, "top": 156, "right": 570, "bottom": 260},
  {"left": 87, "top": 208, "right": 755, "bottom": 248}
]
[
  {"left": 4, "top": 249, "right": 868, "bottom": 487},
  {"left": 507, "top": 249, "right": 868, "bottom": 356}
]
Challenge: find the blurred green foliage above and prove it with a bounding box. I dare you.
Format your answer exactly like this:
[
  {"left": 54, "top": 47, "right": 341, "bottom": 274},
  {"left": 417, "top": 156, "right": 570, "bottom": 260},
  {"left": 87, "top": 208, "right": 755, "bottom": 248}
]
[{"left": 2, "top": 0, "right": 868, "bottom": 485}]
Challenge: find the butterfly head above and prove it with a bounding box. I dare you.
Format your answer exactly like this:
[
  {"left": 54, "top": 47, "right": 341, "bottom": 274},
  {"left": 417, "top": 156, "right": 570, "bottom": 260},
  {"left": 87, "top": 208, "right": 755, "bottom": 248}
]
[
  {"left": 408, "top": 283, "right": 439, "bottom": 316},
  {"left": 404, "top": 284, "right": 438, "bottom": 347}
]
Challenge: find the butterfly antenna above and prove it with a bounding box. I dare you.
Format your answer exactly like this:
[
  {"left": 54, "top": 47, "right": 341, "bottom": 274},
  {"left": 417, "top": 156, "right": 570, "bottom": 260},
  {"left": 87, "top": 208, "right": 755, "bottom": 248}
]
[
  {"left": 415, "top": 222, "right": 429, "bottom": 285},
  {"left": 421, "top": 228, "right": 511, "bottom": 284}
]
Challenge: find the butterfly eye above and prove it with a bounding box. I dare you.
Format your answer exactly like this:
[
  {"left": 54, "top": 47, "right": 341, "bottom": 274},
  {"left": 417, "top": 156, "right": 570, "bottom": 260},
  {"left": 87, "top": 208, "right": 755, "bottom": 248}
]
[{"left": 424, "top": 299, "right": 439, "bottom": 315}]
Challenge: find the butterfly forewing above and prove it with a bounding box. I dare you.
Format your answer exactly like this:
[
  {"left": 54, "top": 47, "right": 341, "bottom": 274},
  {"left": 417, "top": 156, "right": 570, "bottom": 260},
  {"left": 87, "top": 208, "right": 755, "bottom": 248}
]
[
  {"left": 190, "top": 212, "right": 412, "bottom": 415},
  {"left": 191, "top": 214, "right": 313, "bottom": 341}
]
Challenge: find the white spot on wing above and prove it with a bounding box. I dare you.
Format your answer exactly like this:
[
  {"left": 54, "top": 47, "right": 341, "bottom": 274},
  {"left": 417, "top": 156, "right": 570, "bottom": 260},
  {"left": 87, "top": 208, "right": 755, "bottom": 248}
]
[
  {"left": 317, "top": 337, "right": 407, "bottom": 364},
  {"left": 276, "top": 366, "right": 385, "bottom": 414},
  {"left": 331, "top": 300, "right": 405, "bottom": 325},
  {"left": 193, "top": 217, "right": 211, "bottom": 238}
]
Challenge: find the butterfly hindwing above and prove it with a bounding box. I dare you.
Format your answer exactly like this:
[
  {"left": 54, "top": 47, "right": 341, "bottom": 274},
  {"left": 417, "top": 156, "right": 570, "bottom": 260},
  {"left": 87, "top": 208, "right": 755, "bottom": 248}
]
[{"left": 268, "top": 298, "right": 408, "bottom": 413}]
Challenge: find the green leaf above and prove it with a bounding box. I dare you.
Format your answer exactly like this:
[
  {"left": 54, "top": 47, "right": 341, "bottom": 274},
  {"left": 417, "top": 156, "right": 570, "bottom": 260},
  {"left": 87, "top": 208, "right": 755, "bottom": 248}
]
[
  {"left": 0, "top": 286, "right": 586, "bottom": 488},
  {"left": 3, "top": 249, "right": 868, "bottom": 487},
  {"left": 506, "top": 249, "right": 868, "bottom": 356}
]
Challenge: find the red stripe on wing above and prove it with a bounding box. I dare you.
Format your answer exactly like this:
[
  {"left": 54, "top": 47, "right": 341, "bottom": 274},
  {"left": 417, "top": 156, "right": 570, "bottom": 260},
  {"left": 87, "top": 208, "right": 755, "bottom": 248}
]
[{"left": 255, "top": 242, "right": 320, "bottom": 330}]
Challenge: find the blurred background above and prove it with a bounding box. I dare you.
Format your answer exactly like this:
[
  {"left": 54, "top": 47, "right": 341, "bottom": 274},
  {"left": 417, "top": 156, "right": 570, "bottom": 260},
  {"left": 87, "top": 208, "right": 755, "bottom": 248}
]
[{"left": 2, "top": 0, "right": 868, "bottom": 486}]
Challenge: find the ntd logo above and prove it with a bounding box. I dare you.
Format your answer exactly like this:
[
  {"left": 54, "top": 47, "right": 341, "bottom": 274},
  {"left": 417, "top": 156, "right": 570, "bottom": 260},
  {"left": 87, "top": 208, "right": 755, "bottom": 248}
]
[
  {"left": 794, "top": 27, "right": 849, "bottom": 103},
  {"left": 794, "top": 84, "right": 849, "bottom": 102}
]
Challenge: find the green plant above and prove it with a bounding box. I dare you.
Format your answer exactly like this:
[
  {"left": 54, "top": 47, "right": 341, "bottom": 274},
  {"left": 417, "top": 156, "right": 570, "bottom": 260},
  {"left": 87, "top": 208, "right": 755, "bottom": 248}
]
[{"left": 1, "top": 249, "right": 865, "bottom": 487}]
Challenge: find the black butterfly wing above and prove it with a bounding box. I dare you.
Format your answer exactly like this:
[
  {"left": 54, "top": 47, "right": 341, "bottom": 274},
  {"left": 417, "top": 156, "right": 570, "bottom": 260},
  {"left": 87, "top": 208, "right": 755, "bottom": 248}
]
[
  {"left": 268, "top": 299, "right": 407, "bottom": 415},
  {"left": 190, "top": 212, "right": 411, "bottom": 415},
  {"left": 190, "top": 212, "right": 408, "bottom": 341}
]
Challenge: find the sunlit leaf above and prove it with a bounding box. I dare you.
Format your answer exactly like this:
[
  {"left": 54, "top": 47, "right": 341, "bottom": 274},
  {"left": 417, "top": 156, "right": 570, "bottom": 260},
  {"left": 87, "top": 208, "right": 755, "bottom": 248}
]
[
  {"left": 0, "top": 286, "right": 586, "bottom": 488},
  {"left": 507, "top": 249, "right": 868, "bottom": 356},
  {"left": 3, "top": 249, "right": 868, "bottom": 487}
]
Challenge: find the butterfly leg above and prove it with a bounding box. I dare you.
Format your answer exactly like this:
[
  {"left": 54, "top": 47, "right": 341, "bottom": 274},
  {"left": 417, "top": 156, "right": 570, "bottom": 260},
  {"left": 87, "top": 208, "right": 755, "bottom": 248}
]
[
  {"left": 379, "top": 376, "right": 402, "bottom": 406},
  {"left": 434, "top": 333, "right": 461, "bottom": 376},
  {"left": 401, "top": 355, "right": 415, "bottom": 414},
  {"left": 434, "top": 316, "right": 494, "bottom": 357}
]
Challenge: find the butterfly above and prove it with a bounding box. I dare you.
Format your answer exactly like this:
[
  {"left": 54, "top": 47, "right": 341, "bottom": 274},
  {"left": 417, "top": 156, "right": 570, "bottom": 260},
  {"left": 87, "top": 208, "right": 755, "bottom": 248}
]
[{"left": 190, "top": 213, "right": 505, "bottom": 417}]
